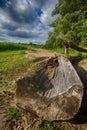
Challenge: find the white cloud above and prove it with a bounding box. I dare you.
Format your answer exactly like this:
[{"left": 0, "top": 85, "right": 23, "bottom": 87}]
[
  {"left": 40, "top": 0, "right": 58, "bottom": 25},
  {"left": 0, "top": 0, "right": 58, "bottom": 44}
]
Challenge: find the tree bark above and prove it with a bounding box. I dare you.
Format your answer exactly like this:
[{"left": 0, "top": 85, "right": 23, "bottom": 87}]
[{"left": 64, "top": 47, "right": 69, "bottom": 56}]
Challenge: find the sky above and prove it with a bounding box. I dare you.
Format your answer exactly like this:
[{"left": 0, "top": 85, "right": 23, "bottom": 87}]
[{"left": 0, "top": 0, "right": 58, "bottom": 44}]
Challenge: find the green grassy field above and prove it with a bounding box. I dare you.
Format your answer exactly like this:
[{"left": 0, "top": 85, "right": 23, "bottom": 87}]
[
  {"left": 0, "top": 42, "right": 87, "bottom": 90},
  {"left": 0, "top": 42, "right": 37, "bottom": 90},
  {"left": 0, "top": 42, "right": 27, "bottom": 51},
  {"left": 0, "top": 42, "right": 87, "bottom": 130},
  {"left": 0, "top": 42, "right": 43, "bottom": 51},
  {"left": 0, "top": 50, "right": 32, "bottom": 89}
]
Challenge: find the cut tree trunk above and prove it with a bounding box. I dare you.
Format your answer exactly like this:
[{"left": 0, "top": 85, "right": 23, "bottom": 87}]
[{"left": 16, "top": 56, "right": 83, "bottom": 121}]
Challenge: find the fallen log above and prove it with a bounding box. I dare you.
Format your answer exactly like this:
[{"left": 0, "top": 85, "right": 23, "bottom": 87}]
[{"left": 16, "top": 56, "right": 83, "bottom": 121}]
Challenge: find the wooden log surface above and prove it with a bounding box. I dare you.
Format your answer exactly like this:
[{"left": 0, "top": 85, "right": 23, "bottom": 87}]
[{"left": 16, "top": 56, "right": 83, "bottom": 121}]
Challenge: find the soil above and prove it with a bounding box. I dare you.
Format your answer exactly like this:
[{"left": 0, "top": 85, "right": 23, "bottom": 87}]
[{"left": 26, "top": 49, "right": 56, "bottom": 58}]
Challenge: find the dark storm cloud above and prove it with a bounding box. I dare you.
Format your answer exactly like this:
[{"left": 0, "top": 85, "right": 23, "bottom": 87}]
[
  {"left": 2, "top": 23, "right": 17, "bottom": 31},
  {"left": 0, "top": 0, "right": 38, "bottom": 24},
  {"left": 0, "top": 0, "right": 9, "bottom": 7},
  {"left": 8, "top": 31, "right": 39, "bottom": 38}
]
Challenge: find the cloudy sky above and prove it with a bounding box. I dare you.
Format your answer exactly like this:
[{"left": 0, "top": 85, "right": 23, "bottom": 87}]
[{"left": 0, "top": 0, "right": 58, "bottom": 44}]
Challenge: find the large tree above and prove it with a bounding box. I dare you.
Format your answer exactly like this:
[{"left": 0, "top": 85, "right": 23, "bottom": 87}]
[{"left": 46, "top": 0, "right": 87, "bottom": 51}]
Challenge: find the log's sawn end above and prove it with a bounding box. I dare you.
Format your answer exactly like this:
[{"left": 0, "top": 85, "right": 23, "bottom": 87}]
[{"left": 16, "top": 56, "right": 84, "bottom": 121}]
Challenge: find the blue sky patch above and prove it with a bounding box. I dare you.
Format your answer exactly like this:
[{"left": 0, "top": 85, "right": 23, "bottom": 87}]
[{"left": 35, "top": 8, "right": 43, "bottom": 16}]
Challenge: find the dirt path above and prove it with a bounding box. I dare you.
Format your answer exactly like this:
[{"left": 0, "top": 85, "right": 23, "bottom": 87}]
[{"left": 26, "top": 49, "right": 56, "bottom": 58}]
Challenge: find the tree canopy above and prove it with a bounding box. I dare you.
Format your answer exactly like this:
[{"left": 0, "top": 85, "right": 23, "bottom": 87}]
[{"left": 45, "top": 0, "right": 87, "bottom": 48}]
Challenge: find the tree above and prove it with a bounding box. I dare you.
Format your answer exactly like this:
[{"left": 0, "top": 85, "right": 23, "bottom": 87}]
[{"left": 46, "top": 0, "right": 87, "bottom": 54}]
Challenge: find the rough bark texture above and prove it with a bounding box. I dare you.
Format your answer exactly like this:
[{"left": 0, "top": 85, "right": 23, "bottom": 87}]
[{"left": 16, "top": 56, "right": 83, "bottom": 121}]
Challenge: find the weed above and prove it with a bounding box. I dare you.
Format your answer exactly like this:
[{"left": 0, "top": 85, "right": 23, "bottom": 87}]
[
  {"left": 0, "top": 91, "right": 5, "bottom": 96},
  {"left": 35, "top": 120, "right": 60, "bottom": 130},
  {"left": 7, "top": 106, "right": 22, "bottom": 121}
]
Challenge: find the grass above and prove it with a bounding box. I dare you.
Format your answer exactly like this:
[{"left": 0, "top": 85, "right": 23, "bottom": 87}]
[
  {"left": 35, "top": 120, "right": 60, "bottom": 130},
  {"left": 0, "top": 50, "right": 34, "bottom": 90},
  {"left": 0, "top": 42, "right": 87, "bottom": 130},
  {"left": 0, "top": 42, "right": 43, "bottom": 90},
  {"left": 0, "top": 43, "right": 86, "bottom": 90},
  {"left": 46, "top": 47, "right": 87, "bottom": 59},
  {"left": 46, "top": 47, "right": 64, "bottom": 54},
  {"left": 7, "top": 106, "right": 22, "bottom": 121},
  {"left": 35, "top": 120, "right": 77, "bottom": 130}
]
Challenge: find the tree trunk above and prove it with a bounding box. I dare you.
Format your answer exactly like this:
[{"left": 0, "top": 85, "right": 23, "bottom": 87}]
[
  {"left": 62, "top": 42, "right": 87, "bottom": 53},
  {"left": 16, "top": 56, "right": 83, "bottom": 121},
  {"left": 70, "top": 43, "right": 87, "bottom": 53},
  {"left": 64, "top": 47, "right": 69, "bottom": 57}
]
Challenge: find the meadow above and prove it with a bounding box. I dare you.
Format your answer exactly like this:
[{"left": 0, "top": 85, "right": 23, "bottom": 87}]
[
  {"left": 0, "top": 42, "right": 87, "bottom": 90},
  {"left": 0, "top": 42, "right": 34, "bottom": 90},
  {"left": 0, "top": 42, "right": 87, "bottom": 130}
]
